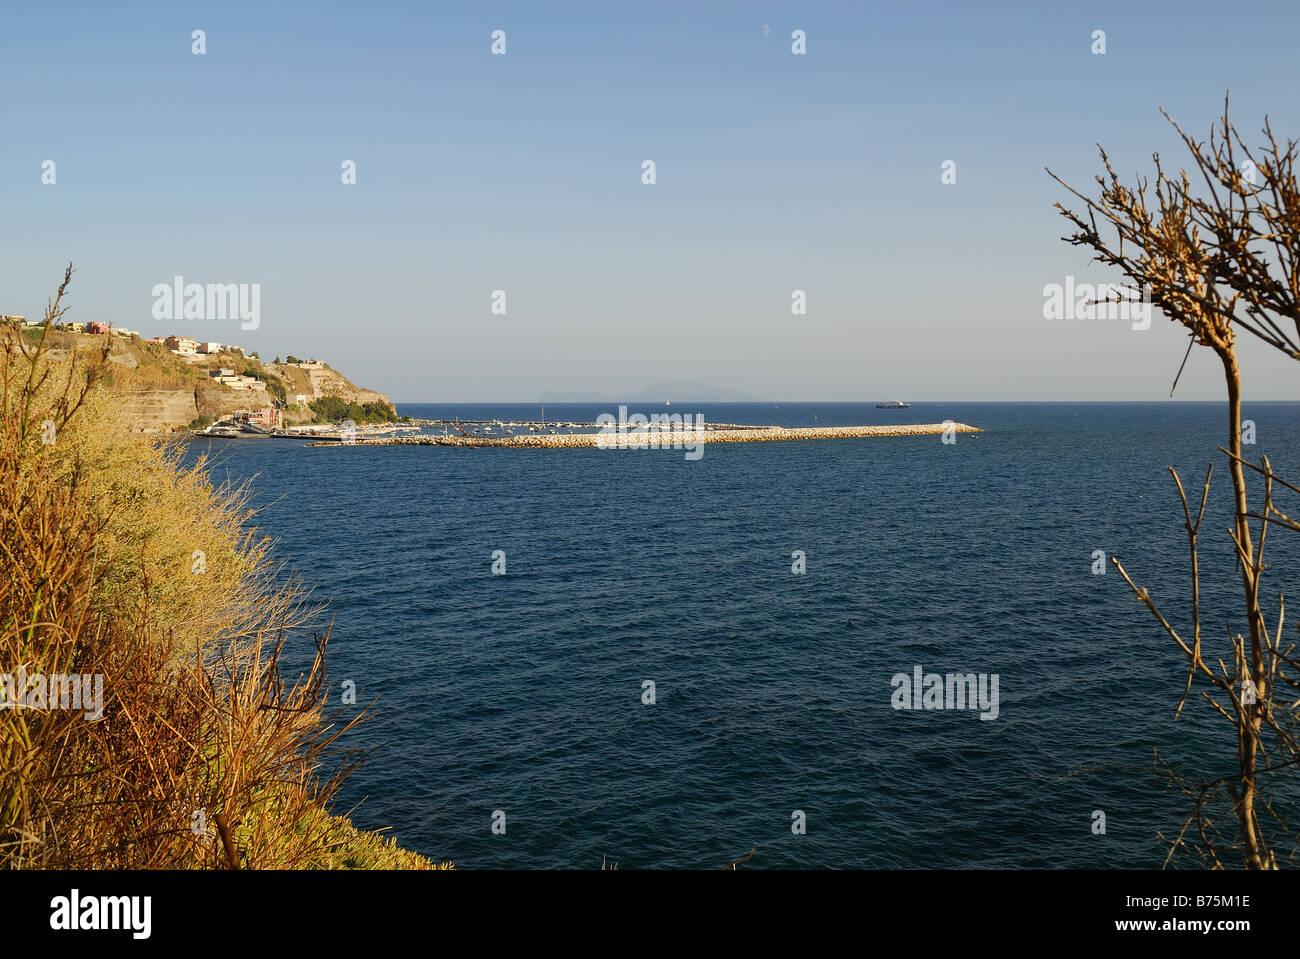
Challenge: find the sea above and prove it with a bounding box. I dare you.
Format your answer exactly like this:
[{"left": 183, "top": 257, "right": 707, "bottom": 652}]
[{"left": 180, "top": 401, "right": 1300, "bottom": 869}]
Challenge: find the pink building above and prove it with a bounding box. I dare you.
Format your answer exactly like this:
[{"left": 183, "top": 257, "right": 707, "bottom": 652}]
[{"left": 237, "top": 407, "right": 282, "bottom": 429}]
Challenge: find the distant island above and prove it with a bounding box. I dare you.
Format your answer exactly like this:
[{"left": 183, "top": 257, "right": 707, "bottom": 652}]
[{"left": 540, "top": 379, "right": 760, "bottom": 404}]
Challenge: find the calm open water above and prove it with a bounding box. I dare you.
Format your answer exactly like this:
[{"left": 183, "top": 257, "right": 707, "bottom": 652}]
[{"left": 182, "top": 402, "right": 1300, "bottom": 868}]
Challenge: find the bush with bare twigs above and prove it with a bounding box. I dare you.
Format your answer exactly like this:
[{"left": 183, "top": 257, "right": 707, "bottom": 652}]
[{"left": 1051, "top": 95, "right": 1300, "bottom": 869}]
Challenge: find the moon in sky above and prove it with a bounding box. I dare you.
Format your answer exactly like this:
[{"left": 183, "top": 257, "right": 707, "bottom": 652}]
[{"left": 761, "top": 24, "right": 771, "bottom": 37}]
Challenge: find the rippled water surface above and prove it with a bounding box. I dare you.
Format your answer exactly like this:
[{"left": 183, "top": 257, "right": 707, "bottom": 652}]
[{"left": 182, "top": 402, "right": 1300, "bottom": 868}]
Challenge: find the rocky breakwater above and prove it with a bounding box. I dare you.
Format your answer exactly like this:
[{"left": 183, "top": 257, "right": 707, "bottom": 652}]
[{"left": 307, "top": 422, "right": 982, "bottom": 449}]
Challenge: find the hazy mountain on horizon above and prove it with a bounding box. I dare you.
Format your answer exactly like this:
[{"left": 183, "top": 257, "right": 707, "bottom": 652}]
[{"left": 540, "top": 380, "right": 761, "bottom": 403}]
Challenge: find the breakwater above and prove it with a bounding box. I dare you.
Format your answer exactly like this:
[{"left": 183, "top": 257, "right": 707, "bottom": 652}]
[{"left": 307, "top": 422, "right": 981, "bottom": 448}]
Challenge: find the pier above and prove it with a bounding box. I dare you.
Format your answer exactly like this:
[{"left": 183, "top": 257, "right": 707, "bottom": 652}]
[{"left": 306, "top": 422, "right": 982, "bottom": 448}]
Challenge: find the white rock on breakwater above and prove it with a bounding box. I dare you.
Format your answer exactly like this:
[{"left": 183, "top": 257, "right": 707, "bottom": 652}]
[{"left": 306, "top": 422, "right": 982, "bottom": 448}]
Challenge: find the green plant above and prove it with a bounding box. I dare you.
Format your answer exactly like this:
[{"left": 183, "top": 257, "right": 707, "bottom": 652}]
[{"left": 309, "top": 396, "right": 396, "bottom": 425}]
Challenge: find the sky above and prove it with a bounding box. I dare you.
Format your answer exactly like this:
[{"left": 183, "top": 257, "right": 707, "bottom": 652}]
[{"left": 3, "top": 0, "right": 1300, "bottom": 402}]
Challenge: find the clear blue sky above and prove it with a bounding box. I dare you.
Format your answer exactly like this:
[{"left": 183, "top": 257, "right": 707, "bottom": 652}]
[{"left": 4, "top": 0, "right": 1299, "bottom": 401}]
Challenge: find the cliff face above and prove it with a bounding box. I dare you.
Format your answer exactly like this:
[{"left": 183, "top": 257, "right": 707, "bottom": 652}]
[
  {"left": 38, "top": 330, "right": 392, "bottom": 433},
  {"left": 269, "top": 361, "right": 391, "bottom": 408},
  {"left": 119, "top": 389, "right": 202, "bottom": 433}
]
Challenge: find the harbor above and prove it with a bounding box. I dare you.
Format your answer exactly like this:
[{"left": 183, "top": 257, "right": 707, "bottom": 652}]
[
  {"left": 304, "top": 421, "right": 982, "bottom": 448},
  {"left": 191, "top": 419, "right": 423, "bottom": 441}
]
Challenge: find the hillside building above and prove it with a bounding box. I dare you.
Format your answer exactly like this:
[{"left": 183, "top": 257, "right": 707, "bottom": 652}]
[{"left": 236, "top": 407, "right": 281, "bottom": 429}]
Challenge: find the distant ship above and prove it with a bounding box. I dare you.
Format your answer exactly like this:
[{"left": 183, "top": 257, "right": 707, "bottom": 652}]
[{"left": 876, "top": 400, "right": 910, "bottom": 409}]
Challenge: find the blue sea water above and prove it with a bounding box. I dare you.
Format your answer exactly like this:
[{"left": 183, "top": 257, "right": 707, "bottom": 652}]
[{"left": 182, "top": 402, "right": 1300, "bottom": 869}]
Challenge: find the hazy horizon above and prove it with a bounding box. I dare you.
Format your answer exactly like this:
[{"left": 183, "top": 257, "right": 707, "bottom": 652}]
[
  {"left": 392, "top": 396, "right": 1300, "bottom": 405},
  {"left": 392, "top": 397, "right": 1300, "bottom": 402},
  {"left": 6, "top": 0, "right": 1300, "bottom": 403}
]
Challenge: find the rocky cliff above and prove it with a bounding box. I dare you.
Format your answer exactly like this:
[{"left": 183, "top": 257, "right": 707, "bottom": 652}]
[{"left": 37, "top": 329, "right": 393, "bottom": 433}]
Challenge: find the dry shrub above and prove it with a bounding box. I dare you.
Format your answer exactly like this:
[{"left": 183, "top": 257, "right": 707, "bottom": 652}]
[{"left": 0, "top": 266, "right": 429, "bottom": 869}]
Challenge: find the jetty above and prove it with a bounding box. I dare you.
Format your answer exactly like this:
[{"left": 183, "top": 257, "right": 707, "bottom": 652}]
[{"left": 306, "top": 422, "right": 981, "bottom": 448}]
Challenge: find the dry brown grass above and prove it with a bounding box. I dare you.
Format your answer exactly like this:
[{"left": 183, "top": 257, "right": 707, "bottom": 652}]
[{"left": 0, "top": 266, "right": 442, "bottom": 869}]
